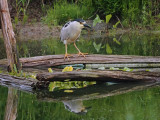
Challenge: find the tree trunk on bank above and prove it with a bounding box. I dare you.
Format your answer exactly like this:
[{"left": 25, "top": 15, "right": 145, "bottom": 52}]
[{"left": 0, "top": 0, "right": 21, "bottom": 72}]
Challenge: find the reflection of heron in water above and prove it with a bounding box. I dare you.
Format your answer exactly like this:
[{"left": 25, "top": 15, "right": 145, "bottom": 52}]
[{"left": 63, "top": 100, "right": 91, "bottom": 115}]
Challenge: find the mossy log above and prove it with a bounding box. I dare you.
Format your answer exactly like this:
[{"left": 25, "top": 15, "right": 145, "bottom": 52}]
[{"left": 0, "top": 73, "right": 37, "bottom": 92}]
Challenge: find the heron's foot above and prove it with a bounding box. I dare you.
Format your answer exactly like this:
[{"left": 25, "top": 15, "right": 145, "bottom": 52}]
[
  {"left": 64, "top": 53, "right": 73, "bottom": 60},
  {"left": 77, "top": 52, "right": 88, "bottom": 57}
]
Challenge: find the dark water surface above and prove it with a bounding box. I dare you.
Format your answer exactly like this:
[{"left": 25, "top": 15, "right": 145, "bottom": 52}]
[{"left": 0, "top": 32, "right": 160, "bottom": 120}]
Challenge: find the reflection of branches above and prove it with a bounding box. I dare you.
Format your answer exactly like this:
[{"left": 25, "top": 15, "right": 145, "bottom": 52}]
[
  {"left": 115, "top": 15, "right": 124, "bottom": 29},
  {"left": 4, "top": 88, "right": 18, "bottom": 120},
  {"left": 118, "top": 33, "right": 124, "bottom": 41}
]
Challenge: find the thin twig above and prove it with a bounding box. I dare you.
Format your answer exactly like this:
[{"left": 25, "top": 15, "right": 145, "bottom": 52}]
[
  {"left": 116, "top": 15, "right": 124, "bottom": 29},
  {"left": 88, "top": 9, "right": 99, "bottom": 20}
]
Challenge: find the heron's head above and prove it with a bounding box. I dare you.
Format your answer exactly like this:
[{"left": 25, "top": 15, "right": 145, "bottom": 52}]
[{"left": 73, "top": 19, "right": 91, "bottom": 29}]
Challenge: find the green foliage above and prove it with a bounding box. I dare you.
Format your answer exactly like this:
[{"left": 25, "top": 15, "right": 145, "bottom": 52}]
[
  {"left": 22, "top": 15, "right": 28, "bottom": 24},
  {"left": 106, "top": 14, "right": 112, "bottom": 24},
  {"left": 93, "top": 14, "right": 103, "bottom": 26},
  {"left": 93, "top": 41, "right": 102, "bottom": 53},
  {"left": 106, "top": 43, "right": 112, "bottom": 54},
  {"left": 113, "top": 38, "right": 121, "bottom": 45},
  {"left": 0, "top": 69, "right": 2, "bottom": 73},
  {"left": 113, "top": 21, "right": 120, "bottom": 28},
  {"left": 13, "top": 64, "right": 18, "bottom": 73},
  {"left": 14, "top": 16, "right": 19, "bottom": 25},
  {"left": 42, "top": 1, "right": 94, "bottom": 26}
]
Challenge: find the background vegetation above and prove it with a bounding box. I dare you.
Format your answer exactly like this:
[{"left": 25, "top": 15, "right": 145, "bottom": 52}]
[{"left": 9, "top": 0, "right": 160, "bottom": 28}]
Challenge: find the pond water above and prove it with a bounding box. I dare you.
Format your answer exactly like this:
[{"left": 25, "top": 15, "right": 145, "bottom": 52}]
[
  {"left": 0, "top": 32, "right": 160, "bottom": 120},
  {"left": 1, "top": 83, "right": 160, "bottom": 120},
  {"left": 0, "top": 32, "right": 160, "bottom": 59}
]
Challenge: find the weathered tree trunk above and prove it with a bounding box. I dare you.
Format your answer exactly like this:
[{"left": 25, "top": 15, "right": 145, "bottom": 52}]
[{"left": 0, "top": 0, "right": 21, "bottom": 72}]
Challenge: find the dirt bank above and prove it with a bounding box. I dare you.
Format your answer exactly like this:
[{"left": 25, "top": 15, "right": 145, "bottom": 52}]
[
  {"left": 0, "top": 20, "right": 109, "bottom": 41},
  {"left": 0, "top": 21, "right": 160, "bottom": 41}
]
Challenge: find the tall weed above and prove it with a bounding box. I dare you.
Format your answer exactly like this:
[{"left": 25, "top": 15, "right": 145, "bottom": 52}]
[{"left": 14, "top": 0, "right": 30, "bottom": 24}]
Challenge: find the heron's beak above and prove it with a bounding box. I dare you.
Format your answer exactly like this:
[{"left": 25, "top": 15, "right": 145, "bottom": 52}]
[{"left": 84, "top": 24, "right": 91, "bottom": 28}]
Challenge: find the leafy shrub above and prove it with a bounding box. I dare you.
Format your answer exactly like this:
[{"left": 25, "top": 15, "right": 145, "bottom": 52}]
[{"left": 93, "top": 0, "right": 159, "bottom": 27}]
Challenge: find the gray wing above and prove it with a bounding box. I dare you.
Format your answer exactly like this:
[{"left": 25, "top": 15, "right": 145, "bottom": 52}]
[{"left": 60, "top": 21, "right": 71, "bottom": 42}]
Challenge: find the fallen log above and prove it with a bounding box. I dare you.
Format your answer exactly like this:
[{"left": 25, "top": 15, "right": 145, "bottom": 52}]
[
  {"left": 20, "top": 54, "right": 160, "bottom": 67},
  {"left": 36, "top": 70, "right": 160, "bottom": 82},
  {"left": 0, "top": 54, "right": 160, "bottom": 68}
]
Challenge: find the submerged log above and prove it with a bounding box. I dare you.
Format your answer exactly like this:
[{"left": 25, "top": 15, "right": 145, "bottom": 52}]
[{"left": 36, "top": 70, "right": 160, "bottom": 82}]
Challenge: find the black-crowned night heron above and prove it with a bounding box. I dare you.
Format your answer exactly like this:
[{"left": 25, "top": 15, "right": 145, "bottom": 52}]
[{"left": 60, "top": 19, "right": 91, "bottom": 59}]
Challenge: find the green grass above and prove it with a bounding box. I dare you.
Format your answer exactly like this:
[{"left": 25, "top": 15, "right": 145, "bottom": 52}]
[{"left": 42, "top": 1, "right": 94, "bottom": 26}]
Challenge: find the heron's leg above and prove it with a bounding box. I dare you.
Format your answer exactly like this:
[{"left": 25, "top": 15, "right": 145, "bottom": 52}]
[
  {"left": 74, "top": 42, "right": 88, "bottom": 57},
  {"left": 64, "top": 44, "right": 72, "bottom": 60}
]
